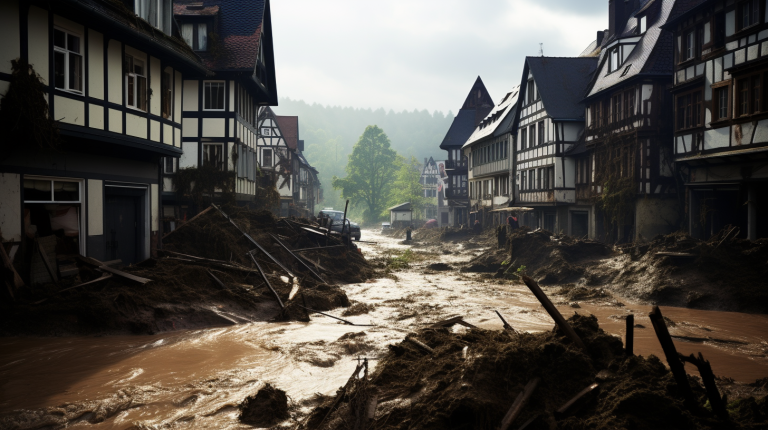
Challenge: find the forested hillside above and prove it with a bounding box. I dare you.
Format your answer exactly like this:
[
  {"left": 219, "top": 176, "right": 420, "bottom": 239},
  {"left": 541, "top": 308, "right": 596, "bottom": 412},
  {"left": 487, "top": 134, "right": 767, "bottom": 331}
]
[{"left": 273, "top": 98, "right": 454, "bottom": 218}]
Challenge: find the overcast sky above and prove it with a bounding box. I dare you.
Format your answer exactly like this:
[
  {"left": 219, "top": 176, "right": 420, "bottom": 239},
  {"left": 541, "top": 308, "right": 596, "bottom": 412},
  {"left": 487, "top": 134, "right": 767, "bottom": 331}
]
[{"left": 270, "top": 0, "right": 608, "bottom": 115}]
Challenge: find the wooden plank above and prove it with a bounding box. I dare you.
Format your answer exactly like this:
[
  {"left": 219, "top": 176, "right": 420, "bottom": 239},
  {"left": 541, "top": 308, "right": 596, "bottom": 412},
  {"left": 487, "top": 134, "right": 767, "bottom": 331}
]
[
  {"left": 33, "top": 273, "right": 113, "bottom": 304},
  {"left": 97, "top": 265, "right": 152, "bottom": 284},
  {"left": 36, "top": 239, "right": 59, "bottom": 286},
  {"left": 522, "top": 275, "right": 586, "bottom": 351},
  {"left": 406, "top": 337, "right": 435, "bottom": 354},
  {"left": 655, "top": 252, "right": 696, "bottom": 258},
  {"left": 292, "top": 244, "right": 347, "bottom": 252},
  {"left": 247, "top": 252, "right": 284, "bottom": 309},
  {"left": 679, "top": 352, "right": 728, "bottom": 419},
  {"left": 500, "top": 377, "right": 540, "bottom": 430},
  {"left": 269, "top": 233, "right": 324, "bottom": 282},
  {"left": 8, "top": 244, "right": 19, "bottom": 263},
  {"left": 649, "top": 306, "right": 695, "bottom": 407},
  {"left": 161, "top": 205, "right": 212, "bottom": 239},
  {"left": 495, "top": 310, "right": 516, "bottom": 333},
  {"left": 206, "top": 269, "right": 226, "bottom": 289},
  {"left": 556, "top": 382, "right": 599, "bottom": 415},
  {"left": 1, "top": 242, "right": 24, "bottom": 289}
]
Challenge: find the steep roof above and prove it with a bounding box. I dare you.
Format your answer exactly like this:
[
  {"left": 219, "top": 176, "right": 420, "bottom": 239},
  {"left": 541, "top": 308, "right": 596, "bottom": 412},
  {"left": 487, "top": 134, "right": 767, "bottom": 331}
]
[
  {"left": 586, "top": 0, "right": 684, "bottom": 98},
  {"left": 275, "top": 116, "right": 299, "bottom": 150},
  {"left": 389, "top": 202, "right": 412, "bottom": 211},
  {"left": 526, "top": 57, "right": 598, "bottom": 120},
  {"left": 440, "top": 77, "right": 494, "bottom": 150},
  {"left": 463, "top": 86, "right": 520, "bottom": 149},
  {"left": 174, "top": 0, "right": 267, "bottom": 71}
]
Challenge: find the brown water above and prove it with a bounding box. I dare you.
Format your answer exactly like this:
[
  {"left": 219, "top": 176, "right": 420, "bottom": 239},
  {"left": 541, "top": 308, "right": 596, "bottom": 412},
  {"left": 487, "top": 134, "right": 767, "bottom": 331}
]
[{"left": 1, "top": 229, "right": 766, "bottom": 429}]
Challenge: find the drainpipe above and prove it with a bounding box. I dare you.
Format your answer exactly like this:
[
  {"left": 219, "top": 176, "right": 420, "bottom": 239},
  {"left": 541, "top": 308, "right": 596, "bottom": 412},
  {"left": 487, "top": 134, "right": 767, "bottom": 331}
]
[{"left": 748, "top": 185, "right": 756, "bottom": 241}]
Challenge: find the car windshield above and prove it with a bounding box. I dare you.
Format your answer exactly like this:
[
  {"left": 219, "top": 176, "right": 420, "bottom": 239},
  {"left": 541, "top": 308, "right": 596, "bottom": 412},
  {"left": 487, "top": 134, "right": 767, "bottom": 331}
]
[{"left": 323, "top": 212, "right": 344, "bottom": 221}]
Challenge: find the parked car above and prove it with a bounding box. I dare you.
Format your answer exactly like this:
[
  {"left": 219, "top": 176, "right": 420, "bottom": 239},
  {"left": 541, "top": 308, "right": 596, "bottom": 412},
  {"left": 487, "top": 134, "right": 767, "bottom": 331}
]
[
  {"left": 423, "top": 219, "right": 438, "bottom": 229},
  {"left": 318, "top": 210, "right": 361, "bottom": 241},
  {"left": 381, "top": 222, "right": 391, "bottom": 231}
]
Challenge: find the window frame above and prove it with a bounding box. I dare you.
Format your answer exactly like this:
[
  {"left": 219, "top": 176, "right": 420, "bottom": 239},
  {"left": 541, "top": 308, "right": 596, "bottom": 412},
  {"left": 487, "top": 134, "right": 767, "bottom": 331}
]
[
  {"left": 737, "top": 0, "right": 761, "bottom": 32},
  {"left": 124, "top": 53, "right": 148, "bottom": 111},
  {"left": 180, "top": 22, "right": 209, "bottom": 51},
  {"left": 203, "top": 81, "right": 226, "bottom": 111},
  {"left": 711, "top": 82, "right": 731, "bottom": 122},
  {"left": 202, "top": 143, "right": 225, "bottom": 171},
  {"left": 53, "top": 27, "right": 84, "bottom": 94},
  {"left": 675, "top": 89, "right": 703, "bottom": 130}
]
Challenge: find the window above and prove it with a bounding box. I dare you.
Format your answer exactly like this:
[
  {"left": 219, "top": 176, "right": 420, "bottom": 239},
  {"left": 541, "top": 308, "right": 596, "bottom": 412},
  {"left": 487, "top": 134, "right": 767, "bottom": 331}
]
[
  {"left": 676, "top": 92, "right": 702, "bottom": 129},
  {"left": 135, "top": 0, "right": 171, "bottom": 33},
  {"left": 53, "top": 28, "right": 83, "bottom": 93},
  {"left": 753, "top": 76, "right": 761, "bottom": 113},
  {"left": 23, "top": 178, "right": 81, "bottom": 203},
  {"left": 716, "top": 86, "right": 729, "bottom": 120},
  {"left": 682, "top": 30, "right": 695, "bottom": 61},
  {"left": 520, "top": 128, "right": 527, "bottom": 149},
  {"left": 612, "top": 94, "right": 622, "bottom": 123},
  {"left": 529, "top": 125, "right": 535, "bottom": 147},
  {"left": 125, "top": 54, "right": 147, "bottom": 111},
  {"left": 520, "top": 171, "right": 526, "bottom": 191},
  {"left": 262, "top": 148, "right": 273, "bottom": 167},
  {"left": 538, "top": 121, "right": 545, "bottom": 145},
  {"left": 527, "top": 80, "right": 536, "bottom": 104},
  {"left": 610, "top": 48, "right": 619, "bottom": 72},
  {"left": 164, "top": 157, "right": 176, "bottom": 174},
  {"left": 181, "top": 22, "right": 208, "bottom": 51},
  {"left": 714, "top": 12, "right": 725, "bottom": 47},
  {"left": 593, "top": 102, "right": 601, "bottom": 128},
  {"left": 739, "top": 78, "right": 750, "bottom": 116},
  {"left": 203, "top": 144, "right": 224, "bottom": 170},
  {"left": 204, "top": 81, "right": 225, "bottom": 110},
  {"left": 639, "top": 16, "right": 647, "bottom": 34},
  {"left": 161, "top": 70, "right": 172, "bottom": 118},
  {"left": 625, "top": 90, "right": 636, "bottom": 117},
  {"left": 739, "top": 0, "right": 760, "bottom": 31}
]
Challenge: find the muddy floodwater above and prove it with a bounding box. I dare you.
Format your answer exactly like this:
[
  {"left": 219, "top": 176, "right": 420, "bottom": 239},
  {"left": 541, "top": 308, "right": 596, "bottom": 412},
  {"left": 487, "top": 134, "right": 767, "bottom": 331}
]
[{"left": 1, "top": 229, "right": 767, "bottom": 429}]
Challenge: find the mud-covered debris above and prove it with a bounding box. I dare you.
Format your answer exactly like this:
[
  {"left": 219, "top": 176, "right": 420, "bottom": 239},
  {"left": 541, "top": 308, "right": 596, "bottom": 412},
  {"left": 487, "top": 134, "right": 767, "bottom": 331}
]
[
  {"left": 427, "top": 262, "right": 452, "bottom": 271},
  {"left": 238, "top": 383, "right": 290, "bottom": 426},
  {"left": 342, "top": 302, "right": 375, "bottom": 316},
  {"left": 301, "top": 314, "right": 767, "bottom": 430}
]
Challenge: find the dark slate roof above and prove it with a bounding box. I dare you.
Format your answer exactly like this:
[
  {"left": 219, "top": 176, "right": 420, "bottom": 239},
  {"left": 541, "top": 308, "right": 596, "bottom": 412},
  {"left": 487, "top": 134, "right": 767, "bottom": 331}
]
[
  {"left": 174, "top": 0, "right": 266, "bottom": 71},
  {"left": 526, "top": 57, "right": 598, "bottom": 120},
  {"left": 440, "top": 77, "right": 494, "bottom": 149},
  {"left": 275, "top": 116, "right": 299, "bottom": 150},
  {"left": 57, "top": 0, "right": 208, "bottom": 75},
  {"left": 389, "top": 202, "right": 412, "bottom": 211}
]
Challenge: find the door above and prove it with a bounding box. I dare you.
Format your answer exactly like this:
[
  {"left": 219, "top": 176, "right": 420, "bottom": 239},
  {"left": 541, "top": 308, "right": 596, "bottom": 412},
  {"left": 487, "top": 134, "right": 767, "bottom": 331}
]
[
  {"left": 571, "top": 211, "right": 589, "bottom": 238},
  {"left": 105, "top": 195, "right": 140, "bottom": 264}
]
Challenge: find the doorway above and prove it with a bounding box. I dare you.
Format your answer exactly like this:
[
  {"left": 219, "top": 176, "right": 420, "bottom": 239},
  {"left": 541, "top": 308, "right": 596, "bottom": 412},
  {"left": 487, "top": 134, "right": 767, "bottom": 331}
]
[
  {"left": 104, "top": 186, "right": 146, "bottom": 265},
  {"left": 571, "top": 211, "right": 589, "bottom": 238}
]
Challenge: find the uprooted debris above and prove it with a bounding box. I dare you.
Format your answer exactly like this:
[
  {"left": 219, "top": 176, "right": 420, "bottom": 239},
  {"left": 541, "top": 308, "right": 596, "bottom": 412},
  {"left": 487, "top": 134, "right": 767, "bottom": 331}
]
[
  {"left": 464, "top": 228, "right": 768, "bottom": 313},
  {"left": 0, "top": 205, "right": 374, "bottom": 335},
  {"left": 299, "top": 314, "right": 767, "bottom": 430},
  {"left": 238, "top": 383, "right": 290, "bottom": 427}
]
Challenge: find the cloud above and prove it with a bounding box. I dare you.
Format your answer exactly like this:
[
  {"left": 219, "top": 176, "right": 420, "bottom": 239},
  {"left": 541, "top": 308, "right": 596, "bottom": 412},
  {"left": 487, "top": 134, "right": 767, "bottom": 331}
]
[{"left": 271, "top": 0, "right": 607, "bottom": 113}]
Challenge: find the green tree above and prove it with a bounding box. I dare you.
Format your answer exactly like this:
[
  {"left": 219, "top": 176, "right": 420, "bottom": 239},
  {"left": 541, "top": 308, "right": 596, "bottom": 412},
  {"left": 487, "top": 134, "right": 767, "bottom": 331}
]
[
  {"left": 332, "top": 125, "right": 398, "bottom": 222},
  {"left": 385, "top": 156, "right": 427, "bottom": 219}
]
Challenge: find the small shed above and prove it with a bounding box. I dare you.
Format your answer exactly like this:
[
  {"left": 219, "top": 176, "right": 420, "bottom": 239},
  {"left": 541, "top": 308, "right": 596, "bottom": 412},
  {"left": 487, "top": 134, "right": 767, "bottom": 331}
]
[{"left": 389, "top": 202, "right": 413, "bottom": 228}]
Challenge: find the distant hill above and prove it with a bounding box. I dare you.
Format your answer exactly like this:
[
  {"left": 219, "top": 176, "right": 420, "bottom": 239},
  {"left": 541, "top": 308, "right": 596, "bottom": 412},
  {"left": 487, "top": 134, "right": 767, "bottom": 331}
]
[{"left": 273, "top": 98, "right": 454, "bottom": 215}]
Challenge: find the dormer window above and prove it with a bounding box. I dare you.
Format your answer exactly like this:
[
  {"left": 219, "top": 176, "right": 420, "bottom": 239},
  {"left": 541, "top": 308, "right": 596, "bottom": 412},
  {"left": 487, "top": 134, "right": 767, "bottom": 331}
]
[
  {"left": 610, "top": 48, "right": 619, "bottom": 72},
  {"left": 135, "top": 0, "right": 172, "bottom": 34},
  {"left": 639, "top": 15, "right": 647, "bottom": 34},
  {"left": 738, "top": 0, "right": 760, "bottom": 31},
  {"left": 181, "top": 23, "right": 208, "bottom": 51}
]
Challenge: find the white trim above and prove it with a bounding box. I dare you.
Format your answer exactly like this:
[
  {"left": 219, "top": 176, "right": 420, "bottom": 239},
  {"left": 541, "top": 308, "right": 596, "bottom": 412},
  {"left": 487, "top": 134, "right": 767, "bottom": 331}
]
[
  {"left": 203, "top": 80, "right": 226, "bottom": 111},
  {"left": 52, "top": 26, "right": 84, "bottom": 94}
]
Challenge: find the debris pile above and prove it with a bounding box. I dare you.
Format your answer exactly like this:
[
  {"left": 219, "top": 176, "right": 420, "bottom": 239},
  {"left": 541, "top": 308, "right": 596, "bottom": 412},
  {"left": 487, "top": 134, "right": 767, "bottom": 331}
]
[
  {"left": 238, "top": 383, "right": 290, "bottom": 427},
  {"left": 300, "top": 312, "right": 767, "bottom": 430},
  {"left": 1, "top": 205, "right": 374, "bottom": 335},
  {"left": 464, "top": 228, "right": 768, "bottom": 313}
]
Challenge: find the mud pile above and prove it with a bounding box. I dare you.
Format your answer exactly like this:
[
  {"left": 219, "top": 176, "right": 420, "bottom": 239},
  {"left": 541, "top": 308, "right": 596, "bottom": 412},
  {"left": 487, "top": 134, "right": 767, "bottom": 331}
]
[
  {"left": 238, "top": 383, "right": 290, "bottom": 427},
  {"left": 301, "top": 314, "right": 767, "bottom": 430},
  {"left": 1, "top": 205, "right": 373, "bottom": 335}
]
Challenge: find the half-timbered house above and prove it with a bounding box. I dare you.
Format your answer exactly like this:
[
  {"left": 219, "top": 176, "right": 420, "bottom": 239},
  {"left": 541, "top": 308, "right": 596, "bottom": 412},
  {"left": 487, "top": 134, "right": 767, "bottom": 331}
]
[
  {"left": 665, "top": 0, "right": 768, "bottom": 240},
  {"left": 463, "top": 86, "right": 520, "bottom": 227},
  {"left": 511, "top": 56, "right": 598, "bottom": 234},
  {"left": 256, "top": 107, "right": 295, "bottom": 215},
  {"left": 419, "top": 157, "right": 439, "bottom": 220},
  {"left": 438, "top": 77, "right": 494, "bottom": 227},
  {"left": 0, "top": 0, "right": 209, "bottom": 264},
  {"left": 582, "top": 0, "right": 682, "bottom": 242},
  {"left": 169, "top": 0, "right": 277, "bottom": 215}
]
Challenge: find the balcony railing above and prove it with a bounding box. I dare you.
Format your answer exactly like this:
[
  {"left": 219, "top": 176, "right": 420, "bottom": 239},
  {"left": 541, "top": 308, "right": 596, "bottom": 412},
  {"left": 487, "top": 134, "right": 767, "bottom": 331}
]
[{"left": 445, "top": 159, "right": 468, "bottom": 169}]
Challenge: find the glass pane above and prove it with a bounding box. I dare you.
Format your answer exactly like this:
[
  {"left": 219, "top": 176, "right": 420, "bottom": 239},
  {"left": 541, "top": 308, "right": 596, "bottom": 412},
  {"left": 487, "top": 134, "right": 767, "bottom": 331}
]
[
  {"left": 54, "top": 181, "right": 79, "bottom": 201},
  {"left": 204, "top": 83, "right": 211, "bottom": 109},
  {"left": 134, "top": 59, "right": 144, "bottom": 76},
  {"left": 181, "top": 23, "right": 193, "bottom": 47},
  {"left": 54, "top": 29, "right": 66, "bottom": 48},
  {"left": 23, "top": 179, "right": 52, "bottom": 201},
  {"left": 128, "top": 76, "right": 135, "bottom": 106},
  {"left": 54, "top": 51, "right": 66, "bottom": 89},
  {"left": 67, "top": 34, "right": 80, "bottom": 53},
  {"left": 198, "top": 23, "right": 207, "bottom": 50},
  {"left": 69, "top": 53, "right": 82, "bottom": 91},
  {"left": 215, "top": 83, "right": 224, "bottom": 109},
  {"left": 138, "top": 76, "right": 147, "bottom": 110}
]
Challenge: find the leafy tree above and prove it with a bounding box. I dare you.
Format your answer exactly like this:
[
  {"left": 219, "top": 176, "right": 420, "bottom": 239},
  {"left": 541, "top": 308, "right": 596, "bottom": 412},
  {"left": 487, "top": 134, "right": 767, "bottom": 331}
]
[
  {"left": 332, "top": 126, "right": 398, "bottom": 222},
  {"left": 385, "top": 156, "right": 427, "bottom": 219}
]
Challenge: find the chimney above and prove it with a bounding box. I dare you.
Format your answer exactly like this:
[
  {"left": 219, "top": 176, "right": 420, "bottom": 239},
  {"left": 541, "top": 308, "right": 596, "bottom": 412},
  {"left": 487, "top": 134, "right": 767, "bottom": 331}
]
[{"left": 596, "top": 30, "right": 605, "bottom": 46}]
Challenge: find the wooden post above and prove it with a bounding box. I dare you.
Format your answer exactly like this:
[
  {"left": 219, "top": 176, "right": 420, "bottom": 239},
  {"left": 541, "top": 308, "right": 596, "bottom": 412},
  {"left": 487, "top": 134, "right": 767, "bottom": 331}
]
[
  {"left": 522, "top": 275, "right": 586, "bottom": 351},
  {"left": 625, "top": 314, "right": 634, "bottom": 356},
  {"left": 495, "top": 310, "right": 516, "bottom": 333},
  {"left": 680, "top": 352, "right": 728, "bottom": 419},
  {"left": 269, "top": 234, "right": 325, "bottom": 282},
  {"left": 648, "top": 306, "right": 695, "bottom": 407},
  {"left": 342, "top": 199, "right": 349, "bottom": 237},
  {"left": 556, "top": 382, "right": 599, "bottom": 415},
  {"left": 500, "top": 377, "right": 540, "bottom": 430},
  {"left": 406, "top": 336, "right": 435, "bottom": 354}
]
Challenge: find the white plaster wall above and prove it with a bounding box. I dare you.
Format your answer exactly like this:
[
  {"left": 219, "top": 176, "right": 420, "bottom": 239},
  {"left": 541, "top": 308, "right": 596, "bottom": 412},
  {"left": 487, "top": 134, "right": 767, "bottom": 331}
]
[
  {"left": 202, "top": 118, "right": 226, "bottom": 137},
  {"left": 704, "top": 127, "right": 730, "bottom": 150},
  {"left": 163, "top": 124, "right": 173, "bottom": 145},
  {"left": 0, "top": 0, "right": 20, "bottom": 75},
  {"left": 183, "top": 80, "right": 198, "bottom": 111},
  {"left": 753, "top": 119, "right": 768, "bottom": 143},
  {"left": 54, "top": 96, "right": 85, "bottom": 126},
  {"left": 126, "top": 113, "right": 148, "bottom": 139},
  {"left": 88, "top": 30, "right": 104, "bottom": 100},
  {"left": 0, "top": 173, "right": 21, "bottom": 242},
  {"left": 28, "top": 7, "right": 49, "bottom": 83},
  {"left": 182, "top": 118, "right": 198, "bottom": 138},
  {"left": 89, "top": 105, "right": 104, "bottom": 129},
  {"left": 108, "top": 108, "right": 122, "bottom": 133},
  {"left": 149, "top": 56, "right": 161, "bottom": 116},
  {"left": 87, "top": 179, "right": 103, "bottom": 236},
  {"left": 150, "top": 119, "right": 160, "bottom": 142},
  {"left": 180, "top": 142, "right": 198, "bottom": 168}
]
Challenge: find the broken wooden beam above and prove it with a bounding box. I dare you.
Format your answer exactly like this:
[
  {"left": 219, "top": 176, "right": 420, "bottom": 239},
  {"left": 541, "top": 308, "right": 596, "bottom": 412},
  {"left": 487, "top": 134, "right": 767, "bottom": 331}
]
[
  {"left": 291, "top": 244, "right": 347, "bottom": 252},
  {"left": 522, "top": 275, "right": 586, "bottom": 351},
  {"left": 500, "top": 377, "right": 540, "bottom": 430},
  {"left": 649, "top": 306, "right": 695, "bottom": 407},
  {"left": 161, "top": 205, "right": 212, "bottom": 239},
  {"left": 206, "top": 270, "right": 226, "bottom": 289},
  {"left": 556, "top": 382, "right": 599, "bottom": 416},
  {"left": 679, "top": 352, "right": 728, "bottom": 419},
  {"left": 495, "top": 310, "right": 516, "bottom": 333},
  {"left": 32, "top": 273, "right": 113, "bottom": 305},
  {"left": 269, "top": 233, "right": 324, "bottom": 282},
  {"left": 406, "top": 336, "right": 434, "bottom": 354},
  {"left": 429, "top": 315, "right": 476, "bottom": 329},
  {"left": 96, "top": 265, "right": 152, "bottom": 284},
  {"left": 247, "top": 252, "right": 284, "bottom": 309},
  {"left": 625, "top": 314, "right": 634, "bottom": 356}
]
